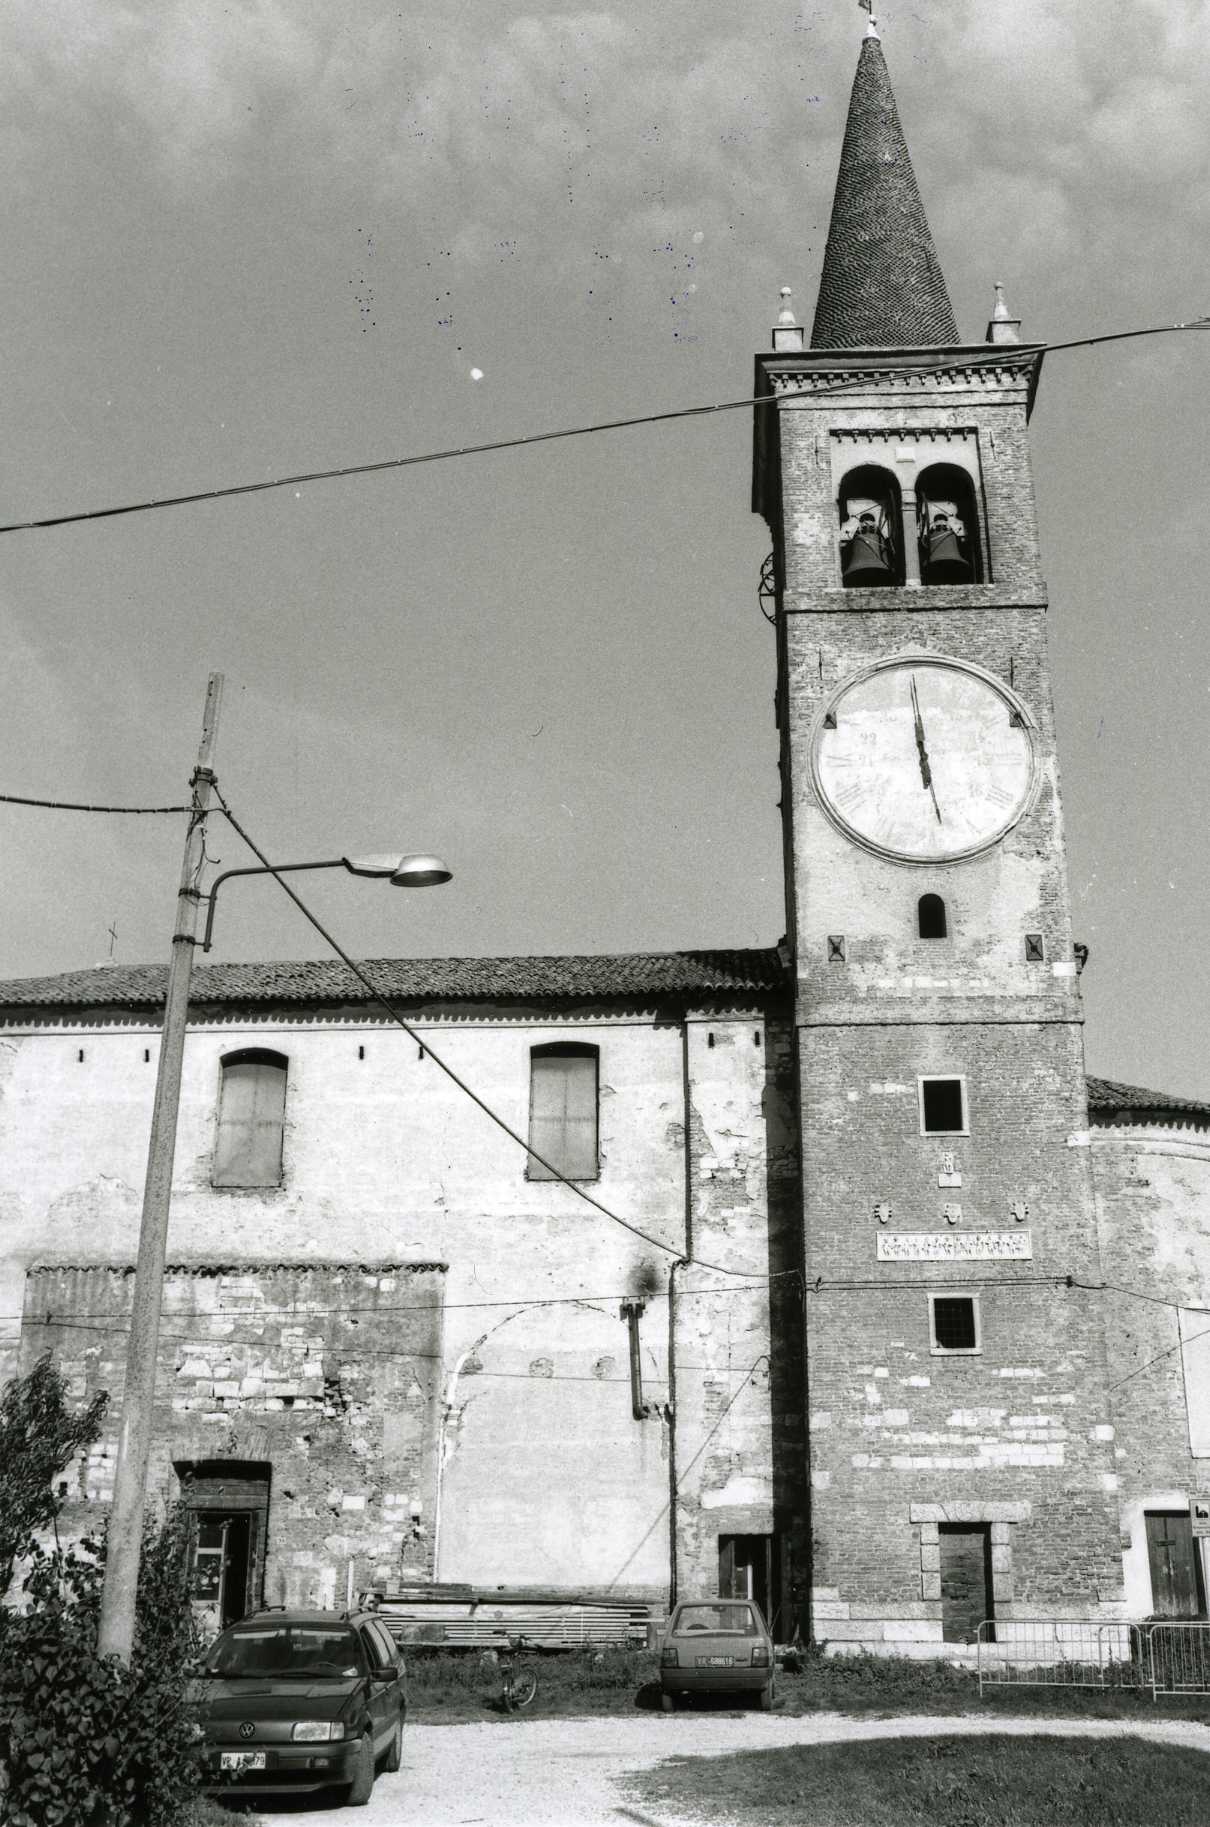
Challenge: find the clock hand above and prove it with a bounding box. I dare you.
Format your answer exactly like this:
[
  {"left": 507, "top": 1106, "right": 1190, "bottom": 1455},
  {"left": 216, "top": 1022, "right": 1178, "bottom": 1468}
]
[{"left": 909, "top": 676, "right": 944, "bottom": 823}]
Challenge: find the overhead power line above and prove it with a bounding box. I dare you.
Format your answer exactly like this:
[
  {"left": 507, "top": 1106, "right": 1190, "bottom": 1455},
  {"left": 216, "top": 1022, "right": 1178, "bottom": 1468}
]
[
  {"left": 0, "top": 320, "right": 1203, "bottom": 537},
  {"left": 0, "top": 792, "right": 191, "bottom": 815}
]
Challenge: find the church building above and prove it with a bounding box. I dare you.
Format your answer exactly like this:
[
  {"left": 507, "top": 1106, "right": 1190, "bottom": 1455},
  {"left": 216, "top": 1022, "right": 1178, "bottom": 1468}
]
[{"left": 1, "top": 21, "right": 1207, "bottom": 1652}]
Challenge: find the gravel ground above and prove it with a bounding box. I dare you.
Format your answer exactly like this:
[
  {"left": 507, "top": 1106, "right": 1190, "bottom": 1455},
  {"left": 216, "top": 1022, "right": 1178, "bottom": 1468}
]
[{"left": 238, "top": 1709, "right": 1210, "bottom": 1827}]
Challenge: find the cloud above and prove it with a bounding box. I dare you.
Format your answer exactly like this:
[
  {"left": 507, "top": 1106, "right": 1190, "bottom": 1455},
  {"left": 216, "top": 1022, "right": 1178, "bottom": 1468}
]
[{"left": 3, "top": 0, "right": 1207, "bottom": 323}]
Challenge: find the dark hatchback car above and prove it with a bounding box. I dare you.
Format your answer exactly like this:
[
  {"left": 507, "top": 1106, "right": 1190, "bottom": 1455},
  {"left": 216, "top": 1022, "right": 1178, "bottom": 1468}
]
[
  {"left": 659, "top": 1598, "right": 776, "bottom": 1710},
  {"left": 195, "top": 1607, "right": 406, "bottom": 1807}
]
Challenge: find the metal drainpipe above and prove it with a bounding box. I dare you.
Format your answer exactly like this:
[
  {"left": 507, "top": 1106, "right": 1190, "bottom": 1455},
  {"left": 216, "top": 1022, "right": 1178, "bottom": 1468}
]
[
  {"left": 666, "top": 1255, "right": 688, "bottom": 1613},
  {"left": 668, "top": 1014, "right": 696, "bottom": 1613}
]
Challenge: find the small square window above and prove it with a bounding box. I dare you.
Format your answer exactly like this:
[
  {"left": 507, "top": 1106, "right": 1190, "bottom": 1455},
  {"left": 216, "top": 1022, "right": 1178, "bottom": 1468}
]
[
  {"left": 930, "top": 1294, "right": 980, "bottom": 1354},
  {"left": 920, "top": 1076, "right": 967, "bottom": 1135},
  {"left": 1024, "top": 933, "right": 1045, "bottom": 962}
]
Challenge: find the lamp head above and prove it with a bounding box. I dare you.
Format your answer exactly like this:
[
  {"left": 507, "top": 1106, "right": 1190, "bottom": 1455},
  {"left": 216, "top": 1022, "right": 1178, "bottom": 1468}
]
[
  {"left": 341, "top": 853, "right": 452, "bottom": 888},
  {"left": 389, "top": 854, "right": 452, "bottom": 889}
]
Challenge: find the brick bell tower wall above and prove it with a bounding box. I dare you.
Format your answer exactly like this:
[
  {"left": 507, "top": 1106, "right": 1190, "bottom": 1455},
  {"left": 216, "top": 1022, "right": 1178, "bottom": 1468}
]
[{"left": 754, "top": 353, "right": 1126, "bottom": 1650}]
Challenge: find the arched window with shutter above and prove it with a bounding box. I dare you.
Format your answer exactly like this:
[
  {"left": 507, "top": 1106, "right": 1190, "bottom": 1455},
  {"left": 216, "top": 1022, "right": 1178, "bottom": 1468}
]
[
  {"left": 213, "top": 1049, "right": 288, "bottom": 1188},
  {"left": 918, "top": 893, "right": 948, "bottom": 939},
  {"left": 527, "top": 1043, "right": 599, "bottom": 1181}
]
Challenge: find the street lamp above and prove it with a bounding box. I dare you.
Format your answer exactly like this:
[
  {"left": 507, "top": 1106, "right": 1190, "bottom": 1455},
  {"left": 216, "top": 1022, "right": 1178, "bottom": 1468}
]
[{"left": 201, "top": 853, "right": 453, "bottom": 951}]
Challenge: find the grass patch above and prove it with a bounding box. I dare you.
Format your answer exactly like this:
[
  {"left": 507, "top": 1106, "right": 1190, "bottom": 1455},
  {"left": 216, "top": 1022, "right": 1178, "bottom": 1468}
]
[
  {"left": 402, "top": 1642, "right": 1210, "bottom": 1726},
  {"left": 630, "top": 1734, "right": 1210, "bottom": 1826},
  {"left": 178, "top": 1797, "right": 258, "bottom": 1827}
]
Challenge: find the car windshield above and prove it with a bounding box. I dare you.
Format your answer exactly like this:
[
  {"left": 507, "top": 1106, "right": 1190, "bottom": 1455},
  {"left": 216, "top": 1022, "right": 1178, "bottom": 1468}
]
[
  {"left": 674, "top": 1603, "right": 758, "bottom": 1636},
  {"left": 207, "top": 1624, "right": 366, "bottom": 1679}
]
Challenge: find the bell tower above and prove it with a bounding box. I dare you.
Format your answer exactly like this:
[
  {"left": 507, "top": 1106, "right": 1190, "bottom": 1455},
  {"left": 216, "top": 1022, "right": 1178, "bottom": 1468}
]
[{"left": 754, "top": 21, "right": 1126, "bottom": 1648}]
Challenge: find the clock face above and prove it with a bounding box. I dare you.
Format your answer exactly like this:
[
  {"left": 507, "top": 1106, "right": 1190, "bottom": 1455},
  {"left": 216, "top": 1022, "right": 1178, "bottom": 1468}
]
[{"left": 812, "top": 656, "right": 1037, "bottom": 862}]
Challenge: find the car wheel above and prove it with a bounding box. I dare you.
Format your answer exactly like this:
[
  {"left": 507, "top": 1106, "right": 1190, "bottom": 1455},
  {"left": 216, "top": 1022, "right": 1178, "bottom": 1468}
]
[
  {"left": 660, "top": 1692, "right": 676, "bottom": 1713},
  {"left": 757, "top": 1680, "right": 775, "bottom": 1712},
  {"left": 383, "top": 1714, "right": 403, "bottom": 1773},
  {"left": 345, "top": 1733, "right": 376, "bottom": 1807}
]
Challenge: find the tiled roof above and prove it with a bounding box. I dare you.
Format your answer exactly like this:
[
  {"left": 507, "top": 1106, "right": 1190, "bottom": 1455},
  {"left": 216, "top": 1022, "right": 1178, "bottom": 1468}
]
[
  {"left": 1086, "top": 1076, "right": 1210, "bottom": 1127},
  {"left": 811, "top": 36, "right": 959, "bottom": 349},
  {"left": 0, "top": 949, "right": 792, "bottom": 1012}
]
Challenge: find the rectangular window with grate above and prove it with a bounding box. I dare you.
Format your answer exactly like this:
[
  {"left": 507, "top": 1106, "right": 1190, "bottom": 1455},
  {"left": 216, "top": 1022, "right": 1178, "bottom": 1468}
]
[
  {"left": 919, "top": 1075, "right": 968, "bottom": 1135},
  {"left": 526, "top": 1044, "right": 599, "bottom": 1181},
  {"left": 930, "top": 1293, "right": 980, "bottom": 1354}
]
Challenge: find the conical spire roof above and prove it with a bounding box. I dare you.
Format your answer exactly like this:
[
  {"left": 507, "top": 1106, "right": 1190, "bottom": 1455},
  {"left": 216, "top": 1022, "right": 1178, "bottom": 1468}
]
[{"left": 811, "top": 32, "right": 959, "bottom": 349}]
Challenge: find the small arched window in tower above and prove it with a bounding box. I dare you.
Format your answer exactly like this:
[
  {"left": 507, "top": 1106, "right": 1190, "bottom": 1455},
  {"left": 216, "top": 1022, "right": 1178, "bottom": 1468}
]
[
  {"left": 916, "top": 463, "right": 983, "bottom": 585},
  {"left": 918, "top": 893, "right": 948, "bottom": 940},
  {"left": 837, "top": 465, "right": 904, "bottom": 588},
  {"left": 213, "top": 1049, "right": 288, "bottom": 1188}
]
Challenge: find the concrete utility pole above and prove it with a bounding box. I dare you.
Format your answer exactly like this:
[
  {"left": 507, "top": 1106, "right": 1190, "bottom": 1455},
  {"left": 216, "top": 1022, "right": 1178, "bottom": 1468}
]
[{"left": 97, "top": 673, "right": 223, "bottom": 1663}]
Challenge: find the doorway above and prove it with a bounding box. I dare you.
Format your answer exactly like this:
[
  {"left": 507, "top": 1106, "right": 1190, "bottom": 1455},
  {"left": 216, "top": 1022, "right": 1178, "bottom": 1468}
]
[
  {"left": 1146, "top": 1512, "right": 1207, "bottom": 1618},
  {"left": 177, "top": 1461, "right": 270, "bottom": 1632},
  {"left": 718, "top": 1534, "right": 788, "bottom": 1637},
  {"left": 939, "top": 1523, "right": 994, "bottom": 1644}
]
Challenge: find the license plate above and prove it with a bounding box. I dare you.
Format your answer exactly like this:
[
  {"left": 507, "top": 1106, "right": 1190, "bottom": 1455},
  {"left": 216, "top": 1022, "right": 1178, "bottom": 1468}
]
[
  {"left": 697, "top": 1655, "right": 734, "bottom": 1667},
  {"left": 221, "top": 1752, "right": 266, "bottom": 1771}
]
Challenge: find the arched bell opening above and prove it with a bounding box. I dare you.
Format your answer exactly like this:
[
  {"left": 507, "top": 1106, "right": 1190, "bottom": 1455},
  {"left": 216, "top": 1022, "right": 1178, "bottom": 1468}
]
[
  {"left": 838, "top": 466, "right": 904, "bottom": 589},
  {"left": 917, "top": 463, "right": 982, "bottom": 585}
]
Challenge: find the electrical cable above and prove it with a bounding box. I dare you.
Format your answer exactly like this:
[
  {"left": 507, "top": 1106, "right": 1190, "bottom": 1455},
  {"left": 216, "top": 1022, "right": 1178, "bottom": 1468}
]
[
  {"left": 18, "top": 1311, "right": 770, "bottom": 1384},
  {"left": 1068, "top": 1275, "right": 1210, "bottom": 1314},
  {"left": 14, "top": 1269, "right": 1206, "bottom": 1328},
  {"left": 213, "top": 788, "right": 796, "bottom": 1285},
  {"left": 0, "top": 320, "right": 1203, "bottom": 538},
  {"left": 1107, "top": 1324, "right": 1210, "bottom": 1395},
  {"left": 0, "top": 793, "right": 191, "bottom": 815},
  {"left": 0, "top": 1279, "right": 796, "bottom": 1323}
]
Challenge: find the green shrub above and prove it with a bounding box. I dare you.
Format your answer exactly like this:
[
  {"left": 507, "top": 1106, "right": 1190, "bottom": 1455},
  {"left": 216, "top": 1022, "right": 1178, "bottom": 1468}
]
[
  {"left": 0, "top": 1353, "right": 107, "bottom": 1598},
  {"left": 0, "top": 1356, "right": 208, "bottom": 1827}
]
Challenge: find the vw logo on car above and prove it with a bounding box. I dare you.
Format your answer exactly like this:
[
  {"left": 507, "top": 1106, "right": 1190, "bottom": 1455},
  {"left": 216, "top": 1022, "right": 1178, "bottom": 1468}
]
[{"left": 238, "top": 1721, "right": 256, "bottom": 1740}]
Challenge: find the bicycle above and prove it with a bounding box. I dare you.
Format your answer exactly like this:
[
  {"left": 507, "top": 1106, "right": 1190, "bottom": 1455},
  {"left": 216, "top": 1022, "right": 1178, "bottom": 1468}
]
[{"left": 486, "top": 1631, "right": 538, "bottom": 1712}]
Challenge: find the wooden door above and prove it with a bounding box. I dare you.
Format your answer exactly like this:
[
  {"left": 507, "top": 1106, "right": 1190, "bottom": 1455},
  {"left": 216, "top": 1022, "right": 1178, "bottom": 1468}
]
[{"left": 1146, "top": 1512, "right": 1205, "bottom": 1618}]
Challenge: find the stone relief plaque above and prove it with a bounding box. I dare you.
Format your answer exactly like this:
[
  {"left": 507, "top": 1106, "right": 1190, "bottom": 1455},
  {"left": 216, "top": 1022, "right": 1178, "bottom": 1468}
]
[{"left": 876, "top": 1231, "right": 1033, "bottom": 1262}]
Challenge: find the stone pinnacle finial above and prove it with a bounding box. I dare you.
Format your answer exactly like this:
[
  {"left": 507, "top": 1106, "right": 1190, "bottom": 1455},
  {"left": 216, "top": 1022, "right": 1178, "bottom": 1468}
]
[
  {"left": 858, "top": 0, "right": 880, "bottom": 40},
  {"left": 773, "top": 285, "right": 805, "bottom": 352},
  {"left": 986, "top": 281, "right": 1022, "bottom": 345}
]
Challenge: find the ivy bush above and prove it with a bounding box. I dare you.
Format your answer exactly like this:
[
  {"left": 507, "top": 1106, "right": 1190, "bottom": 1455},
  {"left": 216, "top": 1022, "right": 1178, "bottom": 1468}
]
[{"left": 0, "top": 1354, "right": 207, "bottom": 1827}]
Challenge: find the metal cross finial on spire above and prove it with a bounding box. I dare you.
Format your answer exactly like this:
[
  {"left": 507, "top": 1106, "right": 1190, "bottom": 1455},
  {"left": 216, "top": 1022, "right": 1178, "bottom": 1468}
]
[{"left": 857, "top": 0, "right": 880, "bottom": 39}]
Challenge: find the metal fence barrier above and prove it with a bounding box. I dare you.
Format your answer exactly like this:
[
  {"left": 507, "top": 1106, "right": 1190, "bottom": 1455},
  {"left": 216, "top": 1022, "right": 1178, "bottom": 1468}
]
[
  {"left": 976, "top": 1620, "right": 1142, "bottom": 1695},
  {"left": 978, "top": 1619, "right": 1210, "bottom": 1700},
  {"left": 1147, "top": 1623, "right": 1210, "bottom": 1698}
]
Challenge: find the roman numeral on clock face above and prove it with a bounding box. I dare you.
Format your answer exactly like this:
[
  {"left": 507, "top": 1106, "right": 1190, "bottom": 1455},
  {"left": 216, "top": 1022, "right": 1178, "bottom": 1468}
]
[{"left": 831, "top": 782, "right": 868, "bottom": 812}]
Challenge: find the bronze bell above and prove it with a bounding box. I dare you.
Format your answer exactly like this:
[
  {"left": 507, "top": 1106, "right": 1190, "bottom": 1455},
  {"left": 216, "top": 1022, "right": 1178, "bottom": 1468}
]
[
  {"left": 842, "top": 529, "right": 895, "bottom": 587},
  {"left": 921, "top": 526, "right": 973, "bottom": 584}
]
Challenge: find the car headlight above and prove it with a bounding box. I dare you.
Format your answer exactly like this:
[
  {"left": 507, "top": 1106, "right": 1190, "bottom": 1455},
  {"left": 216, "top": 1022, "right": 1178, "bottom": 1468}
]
[{"left": 291, "top": 1721, "right": 347, "bottom": 1742}]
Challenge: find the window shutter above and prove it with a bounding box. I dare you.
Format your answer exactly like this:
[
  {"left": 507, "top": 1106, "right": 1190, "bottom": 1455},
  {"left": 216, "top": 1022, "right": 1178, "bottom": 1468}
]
[
  {"left": 528, "top": 1050, "right": 598, "bottom": 1180},
  {"left": 214, "top": 1057, "right": 287, "bottom": 1187}
]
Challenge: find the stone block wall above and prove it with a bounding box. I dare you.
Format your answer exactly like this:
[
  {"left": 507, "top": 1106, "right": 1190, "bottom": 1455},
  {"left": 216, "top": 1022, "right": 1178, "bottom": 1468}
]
[{"left": 22, "top": 1261, "right": 444, "bottom": 1607}]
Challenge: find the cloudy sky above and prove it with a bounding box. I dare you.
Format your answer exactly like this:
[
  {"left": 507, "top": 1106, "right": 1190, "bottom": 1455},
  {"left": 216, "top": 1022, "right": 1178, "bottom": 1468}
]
[{"left": 1, "top": 0, "right": 1208, "bottom": 1097}]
